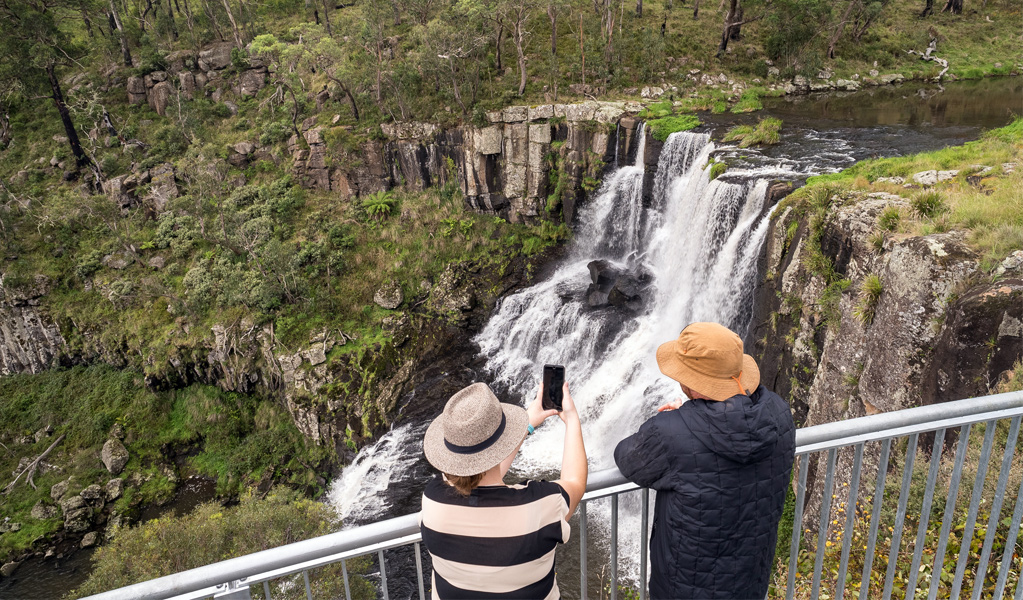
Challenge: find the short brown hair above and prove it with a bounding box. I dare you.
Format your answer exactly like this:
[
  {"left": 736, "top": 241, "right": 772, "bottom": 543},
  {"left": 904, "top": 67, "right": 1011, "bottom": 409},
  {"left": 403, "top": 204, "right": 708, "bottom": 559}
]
[{"left": 444, "top": 472, "right": 485, "bottom": 496}]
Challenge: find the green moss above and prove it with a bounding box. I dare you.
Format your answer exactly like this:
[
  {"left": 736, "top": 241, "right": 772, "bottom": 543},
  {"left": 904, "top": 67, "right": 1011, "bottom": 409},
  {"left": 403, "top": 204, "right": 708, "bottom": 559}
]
[
  {"left": 647, "top": 114, "right": 701, "bottom": 142},
  {"left": 722, "top": 118, "right": 783, "bottom": 147}
]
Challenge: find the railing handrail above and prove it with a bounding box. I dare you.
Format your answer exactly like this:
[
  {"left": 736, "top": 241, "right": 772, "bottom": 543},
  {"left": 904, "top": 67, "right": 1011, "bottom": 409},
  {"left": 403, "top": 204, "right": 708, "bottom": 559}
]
[{"left": 82, "top": 390, "right": 1023, "bottom": 600}]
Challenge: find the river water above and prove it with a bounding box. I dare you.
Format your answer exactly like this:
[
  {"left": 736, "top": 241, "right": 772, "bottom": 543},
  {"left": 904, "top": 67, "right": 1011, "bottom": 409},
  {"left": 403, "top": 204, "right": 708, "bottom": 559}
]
[{"left": 326, "top": 76, "right": 1021, "bottom": 598}]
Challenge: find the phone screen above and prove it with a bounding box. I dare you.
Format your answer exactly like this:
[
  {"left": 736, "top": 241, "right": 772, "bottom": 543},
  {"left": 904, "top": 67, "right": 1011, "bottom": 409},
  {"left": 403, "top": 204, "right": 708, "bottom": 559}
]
[{"left": 542, "top": 365, "right": 565, "bottom": 411}]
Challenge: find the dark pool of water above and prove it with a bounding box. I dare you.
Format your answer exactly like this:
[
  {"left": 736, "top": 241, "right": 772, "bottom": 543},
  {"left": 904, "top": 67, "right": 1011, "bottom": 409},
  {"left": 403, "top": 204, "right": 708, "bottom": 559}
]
[{"left": 0, "top": 477, "right": 218, "bottom": 600}]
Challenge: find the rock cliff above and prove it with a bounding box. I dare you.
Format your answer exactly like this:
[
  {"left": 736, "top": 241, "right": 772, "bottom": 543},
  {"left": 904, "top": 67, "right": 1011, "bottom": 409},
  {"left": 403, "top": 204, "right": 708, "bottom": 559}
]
[{"left": 749, "top": 188, "right": 1023, "bottom": 528}]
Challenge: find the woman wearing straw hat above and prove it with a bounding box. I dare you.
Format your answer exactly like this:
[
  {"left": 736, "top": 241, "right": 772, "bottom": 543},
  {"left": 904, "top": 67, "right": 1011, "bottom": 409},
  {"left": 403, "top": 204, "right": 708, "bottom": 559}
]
[
  {"left": 420, "top": 381, "right": 587, "bottom": 600},
  {"left": 614, "top": 322, "right": 795, "bottom": 600}
]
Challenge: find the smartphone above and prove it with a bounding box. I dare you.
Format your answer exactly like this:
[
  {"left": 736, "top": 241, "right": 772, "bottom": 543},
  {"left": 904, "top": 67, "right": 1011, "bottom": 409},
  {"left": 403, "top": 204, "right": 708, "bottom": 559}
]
[{"left": 542, "top": 364, "right": 566, "bottom": 411}]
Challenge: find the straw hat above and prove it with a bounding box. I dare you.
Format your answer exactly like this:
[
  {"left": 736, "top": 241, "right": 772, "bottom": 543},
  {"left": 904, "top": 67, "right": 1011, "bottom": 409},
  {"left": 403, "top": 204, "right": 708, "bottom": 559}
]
[
  {"left": 655, "top": 322, "right": 761, "bottom": 402},
  {"left": 423, "top": 383, "right": 529, "bottom": 476}
]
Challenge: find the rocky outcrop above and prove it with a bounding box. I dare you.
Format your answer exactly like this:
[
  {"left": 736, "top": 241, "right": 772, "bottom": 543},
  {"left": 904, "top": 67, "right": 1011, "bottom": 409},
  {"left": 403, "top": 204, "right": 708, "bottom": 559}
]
[
  {"left": 293, "top": 101, "right": 646, "bottom": 224},
  {"left": 749, "top": 189, "right": 1023, "bottom": 534},
  {"left": 0, "top": 275, "right": 65, "bottom": 375}
]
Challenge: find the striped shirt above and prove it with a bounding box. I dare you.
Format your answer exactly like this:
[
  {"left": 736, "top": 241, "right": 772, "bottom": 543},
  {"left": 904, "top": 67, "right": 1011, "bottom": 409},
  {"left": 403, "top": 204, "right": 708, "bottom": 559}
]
[{"left": 420, "top": 476, "right": 571, "bottom": 599}]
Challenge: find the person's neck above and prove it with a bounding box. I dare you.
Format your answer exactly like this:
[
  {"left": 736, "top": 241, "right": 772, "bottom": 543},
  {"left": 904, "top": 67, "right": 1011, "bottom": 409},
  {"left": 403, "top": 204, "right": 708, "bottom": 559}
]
[{"left": 477, "top": 466, "right": 507, "bottom": 487}]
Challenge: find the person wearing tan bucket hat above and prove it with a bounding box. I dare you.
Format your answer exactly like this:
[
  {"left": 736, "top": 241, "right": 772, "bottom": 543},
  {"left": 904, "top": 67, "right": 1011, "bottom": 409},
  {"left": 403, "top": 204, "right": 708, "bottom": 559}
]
[
  {"left": 420, "top": 381, "right": 587, "bottom": 600},
  {"left": 615, "top": 322, "right": 795, "bottom": 600}
]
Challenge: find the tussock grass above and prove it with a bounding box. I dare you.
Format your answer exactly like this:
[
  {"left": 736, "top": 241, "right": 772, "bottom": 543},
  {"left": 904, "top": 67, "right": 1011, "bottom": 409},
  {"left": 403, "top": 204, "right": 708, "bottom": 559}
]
[
  {"left": 648, "top": 114, "right": 702, "bottom": 142},
  {"left": 723, "top": 117, "right": 783, "bottom": 148}
]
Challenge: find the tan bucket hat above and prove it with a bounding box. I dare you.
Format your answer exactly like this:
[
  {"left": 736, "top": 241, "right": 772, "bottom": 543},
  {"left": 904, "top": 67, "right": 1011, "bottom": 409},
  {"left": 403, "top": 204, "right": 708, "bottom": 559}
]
[
  {"left": 655, "top": 322, "right": 761, "bottom": 401},
  {"left": 423, "top": 382, "right": 529, "bottom": 476}
]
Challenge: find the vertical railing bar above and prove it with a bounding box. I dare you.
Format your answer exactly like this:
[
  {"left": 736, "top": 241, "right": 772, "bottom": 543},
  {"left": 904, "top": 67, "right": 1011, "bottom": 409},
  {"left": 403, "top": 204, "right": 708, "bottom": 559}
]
[
  {"left": 992, "top": 461, "right": 1023, "bottom": 599},
  {"left": 882, "top": 433, "right": 919, "bottom": 600},
  {"left": 262, "top": 581, "right": 271, "bottom": 600},
  {"left": 414, "top": 541, "right": 426, "bottom": 600},
  {"left": 970, "top": 416, "right": 1022, "bottom": 600},
  {"left": 812, "top": 448, "right": 838, "bottom": 599},
  {"left": 1016, "top": 572, "right": 1023, "bottom": 600},
  {"left": 580, "top": 500, "right": 588, "bottom": 600},
  {"left": 341, "top": 559, "right": 352, "bottom": 600},
  {"left": 950, "top": 421, "right": 998, "bottom": 599},
  {"left": 906, "top": 428, "right": 947, "bottom": 599},
  {"left": 640, "top": 488, "right": 650, "bottom": 600},
  {"left": 786, "top": 454, "right": 811, "bottom": 600},
  {"left": 302, "top": 570, "right": 312, "bottom": 600},
  {"left": 378, "top": 549, "right": 389, "bottom": 600},
  {"left": 836, "top": 443, "right": 865, "bottom": 600},
  {"left": 859, "top": 438, "right": 893, "bottom": 600},
  {"left": 927, "top": 423, "right": 972, "bottom": 600},
  {"left": 611, "top": 494, "right": 619, "bottom": 600}
]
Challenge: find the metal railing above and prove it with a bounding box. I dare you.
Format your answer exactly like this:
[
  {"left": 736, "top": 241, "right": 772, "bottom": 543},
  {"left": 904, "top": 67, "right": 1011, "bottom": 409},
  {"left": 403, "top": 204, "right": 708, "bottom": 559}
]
[{"left": 84, "top": 390, "right": 1023, "bottom": 600}]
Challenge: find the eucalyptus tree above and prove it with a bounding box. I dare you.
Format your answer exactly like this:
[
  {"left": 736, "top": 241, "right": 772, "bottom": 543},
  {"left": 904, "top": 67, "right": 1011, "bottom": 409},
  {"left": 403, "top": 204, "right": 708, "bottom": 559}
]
[{"left": 0, "top": 0, "right": 98, "bottom": 170}]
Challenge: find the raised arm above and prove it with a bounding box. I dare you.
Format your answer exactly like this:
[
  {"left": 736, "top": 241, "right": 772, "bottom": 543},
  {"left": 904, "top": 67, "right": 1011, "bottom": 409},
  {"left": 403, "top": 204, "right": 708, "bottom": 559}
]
[{"left": 525, "top": 382, "right": 588, "bottom": 520}]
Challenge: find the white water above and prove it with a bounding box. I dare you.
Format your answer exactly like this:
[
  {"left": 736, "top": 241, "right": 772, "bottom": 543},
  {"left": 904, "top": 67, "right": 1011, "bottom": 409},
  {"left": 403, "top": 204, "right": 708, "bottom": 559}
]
[
  {"left": 473, "top": 129, "right": 777, "bottom": 583},
  {"left": 328, "top": 127, "right": 779, "bottom": 582}
]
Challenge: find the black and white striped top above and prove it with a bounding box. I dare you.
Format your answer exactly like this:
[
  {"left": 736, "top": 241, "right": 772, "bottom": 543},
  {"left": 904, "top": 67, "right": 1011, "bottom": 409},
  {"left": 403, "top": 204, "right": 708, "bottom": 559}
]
[{"left": 420, "top": 476, "right": 571, "bottom": 599}]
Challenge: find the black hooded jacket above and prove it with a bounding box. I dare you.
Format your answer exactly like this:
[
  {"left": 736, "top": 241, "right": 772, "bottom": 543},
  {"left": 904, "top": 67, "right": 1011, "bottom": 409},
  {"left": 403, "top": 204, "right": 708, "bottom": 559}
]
[{"left": 614, "top": 385, "right": 795, "bottom": 600}]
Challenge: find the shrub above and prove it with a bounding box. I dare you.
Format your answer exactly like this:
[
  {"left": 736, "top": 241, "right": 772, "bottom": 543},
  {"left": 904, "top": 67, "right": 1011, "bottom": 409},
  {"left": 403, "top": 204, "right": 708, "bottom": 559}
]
[{"left": 71, "top": 489, "right": 373, "bottom": 599}]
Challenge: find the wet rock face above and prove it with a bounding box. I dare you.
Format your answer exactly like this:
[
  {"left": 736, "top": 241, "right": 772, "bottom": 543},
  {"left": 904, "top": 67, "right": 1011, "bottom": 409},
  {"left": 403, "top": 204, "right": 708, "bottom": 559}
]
[{"left": 585, "top": 260, "right": 652, "bottom": 311}]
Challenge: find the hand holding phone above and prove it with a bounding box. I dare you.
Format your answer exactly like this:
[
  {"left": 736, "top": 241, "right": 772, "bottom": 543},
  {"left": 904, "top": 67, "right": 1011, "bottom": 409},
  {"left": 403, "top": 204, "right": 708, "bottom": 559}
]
[{"left": 542, "top": 364, "right": 566, "bottom": 411}]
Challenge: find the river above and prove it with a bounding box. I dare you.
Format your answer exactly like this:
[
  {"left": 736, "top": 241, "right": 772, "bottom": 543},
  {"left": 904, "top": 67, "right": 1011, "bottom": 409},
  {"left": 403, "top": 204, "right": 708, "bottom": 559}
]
[{"left": 327, "top": 76, "right": 1021, "bottom": 598}]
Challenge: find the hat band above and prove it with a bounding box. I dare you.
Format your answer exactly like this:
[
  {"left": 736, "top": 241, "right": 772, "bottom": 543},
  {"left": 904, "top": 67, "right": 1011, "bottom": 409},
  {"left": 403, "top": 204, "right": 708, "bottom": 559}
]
[{"left": 444, "top": 413, "right": 507, "bottom": 455}]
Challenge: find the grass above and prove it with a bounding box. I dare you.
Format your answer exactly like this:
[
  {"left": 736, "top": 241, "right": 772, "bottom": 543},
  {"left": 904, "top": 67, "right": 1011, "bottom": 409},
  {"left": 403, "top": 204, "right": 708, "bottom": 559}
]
[
  {"left": 0, "top": 366, "right": 328, "bottom": 562},
  {"left": 854, "top": 274, "right": 884, "bottom": 325},
  {"left": 647, "top": 114, "right": 702, "bottom": 142},
  {"left": 800, "top": 118, "right": 1023, "bottom": 271},
  {"left": 723, "top": 117, "right": 783, "bottom": 148}
]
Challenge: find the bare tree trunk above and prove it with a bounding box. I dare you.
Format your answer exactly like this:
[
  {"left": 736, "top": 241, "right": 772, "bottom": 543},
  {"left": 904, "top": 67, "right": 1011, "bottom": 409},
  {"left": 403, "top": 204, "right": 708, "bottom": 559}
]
[
  {"left": 716, "top": 0, "right": 739, "bottom": 56},
  {"left": 200, "top": 0, "right": 226, "bottom": 41},
  {"left": 941, "top": 0, "right": 962, "bottom": 13},
  {"left": 579, "top": 10, "right": 585, "bottom": 85},
  {"left": 80, "top": 5, "right": 95, "bottom": 37},
  {"left": 636, "top": 0, "right": 642, "bottom": 16},
  {"left": 0, "top": 108, "right": 10, "bottom": 150},
  {"left": 921, "top": 0, "right": 934, "bottom": 16},
  {"left": 548, "top": 4, "right": 558, "bottom": 55},
  {"left": 828, "top": 0, "right": 858, "bottom": 59},
  {"left": 180, "top": 0, "right": 196, "bottom": 40},
  {"left": 321, "top": 0, "right": 332, "bottom": 35},
  {"left": 219, "top": 0, "right": 244, "bottom": 48},
  {"left": 495, "top": 22, "right": 504, "bottom": 72},
  {"left": 327, "top": 75, "right": 360, "bottom": 120},
  {"left": 514, "top": 9, "right": 528, "bottom": 96},
  {"left": 166, "top": 0, "right": 180, "bottom": 40},
  {"left": 46, "top": 65, "right": 89, "bottom": 169},
  {"left": 110, "top": 0, "right": 133, "bottom": 66},
  {"left": 693, "top": 0, "right": 699, "bottom": 19}
]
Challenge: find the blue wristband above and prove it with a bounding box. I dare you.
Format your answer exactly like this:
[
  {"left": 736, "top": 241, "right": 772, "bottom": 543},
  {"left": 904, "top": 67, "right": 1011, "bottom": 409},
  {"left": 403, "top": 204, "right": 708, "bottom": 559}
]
[{"left": 527, "top": 424, "right": 536, "bottom": 436}]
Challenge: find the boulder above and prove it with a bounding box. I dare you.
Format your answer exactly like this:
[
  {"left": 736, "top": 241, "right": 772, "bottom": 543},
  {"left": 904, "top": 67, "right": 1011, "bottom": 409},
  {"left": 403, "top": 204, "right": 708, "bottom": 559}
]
[
  {"left": 237, "top": 67, "right": 267, "bottom": 97},
  {"left": 879, "top": 73, "right": 905, "bottom": 85},
  {"left": 31, "top": 501, "right": 58, "bottom": 520},
  {"left": 585, "top": 260, "right": 651, "bottom": 310},
  {"left": 60, "top": 494, "right": 86, "bottom": 515},
  {"left": 503, "top": 106, "right": 528, "bottom": 122},
  {"left": 64, "top": 507, "right": 93, "bottom": 532},
  {"left": 198, "top": 42, "right": 234, "bottom": 71},
  {"left": 105, "top": 478, "right": 125, "bottom": 501},
  {"left": 641, "top": 86, "right": 664, "bottom": 99},
  {"left": 147, "top": 256, "right": 166, "bottom": 270},
  {"left": 179, "top": 72, "right": 197, "bottom": 100},
  {"left": 1, "top": 562, "right": 20, "bottom": 578},
  {"left": 126, "top": 76, "right": 147, "bottom": 104},
  {"left": 373, "top": 281, "right": 404, "bottom": 309},
  {"left": 234, "top": 141, "right": 255, "bottom": 155},
  {"left": 81, "top": 531, "right": 99, "bottom": 548},
  {"left": 101, "top": 438, "right": 129, "bottom": 474},
  {"left": 80, "top": 484, "right": 104, "bottom": 503},
  {"left": 147, "top": 163, "right": 179, "bottom": 212},
  {"left": 50, "top": 479, "right": 72, "bottom": 501},
  {"left": 102, "top": 252, "right": 132, "bottom": 270},
  {"left": 527, "top": 105, "right": 554, "bottom": 121},
  {"left": 148, "top": 81, "right": 173, "bottom": 116}
]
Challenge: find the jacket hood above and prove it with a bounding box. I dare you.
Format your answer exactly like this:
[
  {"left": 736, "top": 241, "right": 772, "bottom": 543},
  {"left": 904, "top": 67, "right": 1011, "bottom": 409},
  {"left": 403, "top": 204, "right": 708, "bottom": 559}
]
[{"left": 680, "top": 386, "right": 785, "bottom": 464}]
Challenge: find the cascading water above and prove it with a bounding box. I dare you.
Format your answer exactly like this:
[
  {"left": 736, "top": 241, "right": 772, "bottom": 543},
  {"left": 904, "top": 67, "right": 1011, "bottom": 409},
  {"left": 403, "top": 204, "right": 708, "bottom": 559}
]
[{"left": 474, "top": 127, "right": 777, "bottom": 583}]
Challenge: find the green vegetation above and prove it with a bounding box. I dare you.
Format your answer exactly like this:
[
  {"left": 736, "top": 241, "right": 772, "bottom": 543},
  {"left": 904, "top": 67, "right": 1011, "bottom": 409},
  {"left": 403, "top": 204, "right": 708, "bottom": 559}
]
[
  {"left": 723, "top": 117, "right": 783, "bottom": 148},
  {"left": 708, "top": 159, "right": 728, "bottom": 181},
  {"left": 648, "top": 114, "right": 702, "bottom": 142},
  {"left": 854, "top": 273, "right": 884, "bottom": 325},
  {"left": 72, "top": 488, "right": 374, "bottom": 599},
  {"left": 802, "top": 118, "right": 1023, "bottom": 271},
  {"left": 0, "top": 366, "right": 326, "bottom": 561}
]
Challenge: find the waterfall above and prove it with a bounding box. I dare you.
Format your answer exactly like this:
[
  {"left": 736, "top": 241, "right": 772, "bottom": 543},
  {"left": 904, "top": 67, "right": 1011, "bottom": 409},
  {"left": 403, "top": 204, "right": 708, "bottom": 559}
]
[{"left": 474, "top": 129, "right": 776, "bottom": 583}]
